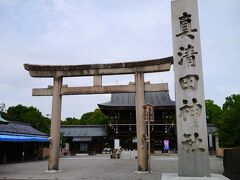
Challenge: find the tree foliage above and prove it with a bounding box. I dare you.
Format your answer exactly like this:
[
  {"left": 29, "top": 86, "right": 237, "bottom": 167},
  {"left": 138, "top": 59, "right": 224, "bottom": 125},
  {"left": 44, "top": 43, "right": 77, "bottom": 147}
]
[
  {"left": 0, "top": 103, "right": 5, "bottom": 112},
  {"left": 3, "top": 104, "right": 108, "bottom": 134},
  {"left": 80, "top": 109, "right": 110, "bottom": 125},
  {"left": 61, "top": 117, "right": 81, "bottom": 125},
  {"left": 4, "top": 104, "right": 50, "bottom": 134},
  {"left": 61, "top": 108, "right": 110, "bottom": 125},
  {"left": 218, "top": 94, "right": 240, "bottom": 147},
  {"left": 205, "top": 99, "right": 222, "bottom": 124}
]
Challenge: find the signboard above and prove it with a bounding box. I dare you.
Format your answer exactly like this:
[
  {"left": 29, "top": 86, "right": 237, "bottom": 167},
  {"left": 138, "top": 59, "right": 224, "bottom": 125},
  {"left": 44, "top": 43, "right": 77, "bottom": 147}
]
[{"left": 114, "top": 139, "right": 120, "bottom": 149}]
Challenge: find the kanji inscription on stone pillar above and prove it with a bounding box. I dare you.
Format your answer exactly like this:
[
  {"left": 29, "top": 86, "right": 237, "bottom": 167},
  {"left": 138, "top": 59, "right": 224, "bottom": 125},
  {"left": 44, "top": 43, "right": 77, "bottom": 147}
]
[{"left": 171, "top": 0, "right": 210, "bottom": 177}]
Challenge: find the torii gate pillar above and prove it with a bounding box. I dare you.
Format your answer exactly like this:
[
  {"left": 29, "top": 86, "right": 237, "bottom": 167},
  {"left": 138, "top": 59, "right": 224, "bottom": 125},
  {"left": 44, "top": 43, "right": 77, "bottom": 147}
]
[
  {"left": 48, "top": 76, "right": 62, "bottom": 170},
  {"left": 135, "top": 72, "right": 148, "bottom": 171}
]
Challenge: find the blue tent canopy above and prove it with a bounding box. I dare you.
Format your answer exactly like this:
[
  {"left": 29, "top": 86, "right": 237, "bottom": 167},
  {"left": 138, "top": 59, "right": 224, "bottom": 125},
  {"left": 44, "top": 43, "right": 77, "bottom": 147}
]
[{"left": 0, "top": 134, "right": 49, "bottom": 142}]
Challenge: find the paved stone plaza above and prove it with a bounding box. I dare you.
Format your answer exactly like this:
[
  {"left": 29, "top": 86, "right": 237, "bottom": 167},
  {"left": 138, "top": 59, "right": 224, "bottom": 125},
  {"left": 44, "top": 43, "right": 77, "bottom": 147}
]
[{"left": 0, "top": 154, "right": 224, "bottom": 180}]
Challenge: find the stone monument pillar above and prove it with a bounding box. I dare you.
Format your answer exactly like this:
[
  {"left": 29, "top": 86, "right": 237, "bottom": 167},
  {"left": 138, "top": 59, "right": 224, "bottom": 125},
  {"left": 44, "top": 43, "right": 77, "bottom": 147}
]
[
  {"left": 171, "top": 0, "right": 210, "bottom": 177},
  {"left": 48, "top": 76, "right": 62, "bottom": 170}
]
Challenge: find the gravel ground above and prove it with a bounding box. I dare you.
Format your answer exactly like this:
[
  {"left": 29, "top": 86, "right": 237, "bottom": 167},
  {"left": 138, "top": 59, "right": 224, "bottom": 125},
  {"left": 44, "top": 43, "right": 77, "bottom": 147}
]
[{"left": 0, "top": 154, "right": 224, "bottom": 180}]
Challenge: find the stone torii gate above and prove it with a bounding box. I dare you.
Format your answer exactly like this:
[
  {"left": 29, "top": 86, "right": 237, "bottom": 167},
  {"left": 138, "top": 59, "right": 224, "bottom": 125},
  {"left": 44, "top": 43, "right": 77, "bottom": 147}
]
[{"left": 24, "top": 57, "right": 173, "bottom": 171}]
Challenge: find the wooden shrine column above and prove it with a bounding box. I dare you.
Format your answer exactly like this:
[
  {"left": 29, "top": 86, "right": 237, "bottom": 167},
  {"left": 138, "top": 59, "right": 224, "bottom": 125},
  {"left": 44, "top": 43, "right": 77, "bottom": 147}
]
[
  {"left": 48, "top": 76, "right": 63, "bottom": 170},
  {"left": 135, "top": 72, "right": 148, "bottom": 171}
]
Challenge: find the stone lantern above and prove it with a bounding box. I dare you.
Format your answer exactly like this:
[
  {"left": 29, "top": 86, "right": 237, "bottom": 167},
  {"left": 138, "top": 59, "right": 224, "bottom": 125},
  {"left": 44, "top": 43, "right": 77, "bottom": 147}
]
[{"left": 143, "top": 103, "right": 155, "bottom": 172}]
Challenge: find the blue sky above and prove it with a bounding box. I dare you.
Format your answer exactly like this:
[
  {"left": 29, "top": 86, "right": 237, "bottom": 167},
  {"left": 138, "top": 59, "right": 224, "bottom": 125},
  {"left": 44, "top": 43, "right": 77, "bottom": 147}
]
[{"left": 0, "top": 0, "right": 240, "bottom": 119}]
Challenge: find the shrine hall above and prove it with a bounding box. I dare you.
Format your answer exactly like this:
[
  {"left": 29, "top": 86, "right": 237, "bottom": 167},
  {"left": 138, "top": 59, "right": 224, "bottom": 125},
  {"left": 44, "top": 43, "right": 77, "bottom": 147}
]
[{"left": 98, "top": 88, "right": 177, "bottom": 153}]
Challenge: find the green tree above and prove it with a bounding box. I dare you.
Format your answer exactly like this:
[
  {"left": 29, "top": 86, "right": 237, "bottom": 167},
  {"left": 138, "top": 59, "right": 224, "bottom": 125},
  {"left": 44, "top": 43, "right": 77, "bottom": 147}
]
[
  {"left": 4, "top": 104, "right": 50, "bottom": 134},
  {"left": 218, "top": 94, "right": 240, "bottom": 147},
  {"left": 0, "top": 103, "right": 5, "bottom": 112},
  {"left": 61, "top": 117, "right": 81, "bottom": 125},
  {"left": 61, "top": 109, "right": 110, "bottom": 125},
  {"left": 80, "top": 108, "right": 109, "bottom": 125},
  {"left": 205, "top": 99, "right": 222, "bottom": 124}
]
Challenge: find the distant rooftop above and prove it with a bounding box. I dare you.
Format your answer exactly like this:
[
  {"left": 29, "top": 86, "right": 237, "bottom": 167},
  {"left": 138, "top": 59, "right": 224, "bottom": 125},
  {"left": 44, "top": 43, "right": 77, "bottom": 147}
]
[
  {"left": 0, "top": 121, "right": 47, "bottom": 137},
  {"left": 98, "top": 91, "right": 175, "bottom": 110},
  {"left": 0, "top": 114, "right": 9, "bottom": 124},
  {"left": 61, "top": 125, "right": 107, "bottom": 138}
]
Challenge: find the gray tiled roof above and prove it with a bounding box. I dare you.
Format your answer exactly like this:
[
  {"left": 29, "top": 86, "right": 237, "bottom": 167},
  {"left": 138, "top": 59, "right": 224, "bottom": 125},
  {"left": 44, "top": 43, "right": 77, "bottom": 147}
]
[
  {"left": 0, "top": 115, "right": 9, "bottom": 124},
  {"left": 61, "top": 125, "right": 107, "bottom": 137},
  {"left": 98, "top": 91, "right": 175, "bottom": 109},
  {"left": 0, "top": 121, "right": 47, "bottom": 136}
]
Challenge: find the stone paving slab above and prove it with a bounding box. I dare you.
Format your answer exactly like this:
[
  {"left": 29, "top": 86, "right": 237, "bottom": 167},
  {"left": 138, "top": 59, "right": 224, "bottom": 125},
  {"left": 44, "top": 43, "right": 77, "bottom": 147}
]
[
  {"left": 0, "top": 154, "right": 224, "bottom": 180},
  {"left": 161, "top": 173, "right": 229, "bottom": 180}
]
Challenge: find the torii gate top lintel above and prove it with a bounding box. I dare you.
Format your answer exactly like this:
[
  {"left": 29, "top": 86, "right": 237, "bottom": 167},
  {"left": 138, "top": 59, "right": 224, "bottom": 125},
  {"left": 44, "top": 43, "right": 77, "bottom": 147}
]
[{"left": 24, "top": 56, "right": 173, "bottom": 77}]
